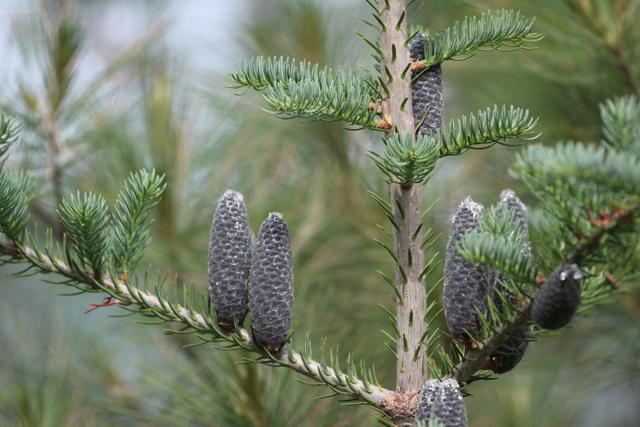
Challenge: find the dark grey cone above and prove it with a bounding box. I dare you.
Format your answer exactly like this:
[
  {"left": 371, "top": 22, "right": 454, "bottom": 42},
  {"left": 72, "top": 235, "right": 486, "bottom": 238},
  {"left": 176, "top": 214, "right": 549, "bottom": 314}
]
[
  {"left": 486, "top": 326, "right": 531, "bottom": 374},
  {"left": 410, "top": 33, "right": 443, "bottom": 136},
  {"left": 486, "top": 189, "right": 531, "bottom": 371},
  {"left": 208, "top": 190, "right": 252, "bottom": 330},
  {"left": 498, "top": 189, "right": 529, "bottom": 237},
  {"left": 416, "top": 378, "right": 468, "bottom": 427},
  {"left": 443, "top": 197, "right": 488, "bottom": 345},
  {"left": 488, "top": 189, "right": 531, "bottom": 311},
  {"left": 248, "top": 212, "right": 293, "bottom": 352},
  {"left": 533, "top": 264, "right": 582, "bottom": 330}
]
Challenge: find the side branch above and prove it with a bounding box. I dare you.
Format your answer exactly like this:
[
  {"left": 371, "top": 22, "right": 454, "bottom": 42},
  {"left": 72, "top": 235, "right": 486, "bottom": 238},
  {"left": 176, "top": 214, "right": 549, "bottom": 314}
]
[
  {"left": 453, "top": 204, "right": 639, "bottom": 384},
  {"left": 0, "top": 241, "right": 394, "bottom": 408}
]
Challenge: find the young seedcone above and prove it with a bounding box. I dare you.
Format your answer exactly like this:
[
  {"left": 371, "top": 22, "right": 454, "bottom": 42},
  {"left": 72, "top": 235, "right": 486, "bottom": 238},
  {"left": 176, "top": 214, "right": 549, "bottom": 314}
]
[
  {"left": 248, "top": 212, "right": 293, "bottom": 353},
  {"left": 444, "top": 197, "right": 488, "bottom": 345},
  {"left": 410, "top": 33, "right": 443, "bottom": 136},
  {"left": 415, "top": 378, "right": 468, "bottom": 427},
  {"left": 485, "top": 326, "right": 532, "bottom": 374},
  {"left": 498, "top": 189, "right": 529, "bottom": 235},
  {"left": 208, "top": 190, "right": 252, "bottom": 330},
  {"left": 532, "top": 264, "right": 582, "bottom": 330},
  {"left": 486, "top": 189, "right": 531, "bottom": 372}
]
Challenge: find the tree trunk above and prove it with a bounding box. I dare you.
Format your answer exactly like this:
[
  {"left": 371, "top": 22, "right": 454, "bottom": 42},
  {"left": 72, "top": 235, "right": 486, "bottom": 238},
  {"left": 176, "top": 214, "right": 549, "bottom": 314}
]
[{"left": 379, "top": 0, "right": 428, "bottom": 424}]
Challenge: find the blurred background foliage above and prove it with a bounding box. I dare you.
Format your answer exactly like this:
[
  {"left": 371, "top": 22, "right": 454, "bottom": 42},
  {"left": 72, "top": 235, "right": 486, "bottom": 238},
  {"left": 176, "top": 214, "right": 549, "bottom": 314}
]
[{"left": 0, "top": 0, "right": 638, "bottom": 425}]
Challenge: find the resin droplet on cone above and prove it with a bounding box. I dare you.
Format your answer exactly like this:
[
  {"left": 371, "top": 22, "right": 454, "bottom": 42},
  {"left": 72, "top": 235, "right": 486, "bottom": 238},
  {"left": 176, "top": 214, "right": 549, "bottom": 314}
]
[
  {"left": 410, "top": 33, "right": 443, "bottom": 136},
  {"left": 248, "top": 212, "right": 294, "bottom": 353},
  {"left": 443, "top": 197, "right": 488, "bottom": 345},
  {"left": 208, "top": 190, "right": 252, "bottom": 331},
  {"left": 415, "top": 378, "right": 468, "bottom": 427},
  {"left": 533, "top": 264, "right": 582, "bottom": 330}
]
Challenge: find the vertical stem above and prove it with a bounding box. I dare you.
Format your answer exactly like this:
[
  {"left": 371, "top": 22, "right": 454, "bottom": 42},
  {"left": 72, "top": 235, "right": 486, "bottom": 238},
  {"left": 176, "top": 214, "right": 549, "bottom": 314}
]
[
  {"left": 378, "top": 0, "right": 428, "bottom": 400},
  {"left": 44, "top": 114, "right": 65, "bottom": 239}
]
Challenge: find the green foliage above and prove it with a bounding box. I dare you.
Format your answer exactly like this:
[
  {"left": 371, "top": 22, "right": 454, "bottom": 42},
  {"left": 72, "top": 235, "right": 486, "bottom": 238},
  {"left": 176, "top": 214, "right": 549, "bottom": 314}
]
[
  {"left": 457, "top": 96, "right": 640, "bottom": 310},
  {"left": 0, "top": 170, "right": 31, "bottom": 243},
  {"left": 458, "top": 231, "right": 536, "bottom": 284},
  {"left": 58, "top": 192, "right": 111, "bottom": 275},
  {"left": 111, "top": 169, "right": 166, "bottom": 273},
  {"left": 462, "top": 201, "right": 533, "bottom": 287},
  {"left": 600, "top": 95, "right": 640, "bottom": 154},
  {"left": 419, "top": 9, "right": 543, "bottom": 68},
  {"left": 229, "top": 56, "right": 379, "bottom": 127},
  {"left": 450, "top": 95, "right": 640, "bottom": 387},
  {"left": 435, "top": 105, "right": 539, "bottom": 157},
  {"left": 370, "top": 132, "right": 439, "bottom": 184},
  {"left": 478, "top": 203, "right": 524, "bottom": 239},
  {"left": 48, "top": 19, "right": 82, "bottom": 112},
  {"left": 0, "top": 114, "right": 20, "bottom": 160},
  {"left": 512, "top": 142, "right": 640, "bottom": 206},
  {"left": 2, "top": 2, "right": 640, "bottom": 425}
]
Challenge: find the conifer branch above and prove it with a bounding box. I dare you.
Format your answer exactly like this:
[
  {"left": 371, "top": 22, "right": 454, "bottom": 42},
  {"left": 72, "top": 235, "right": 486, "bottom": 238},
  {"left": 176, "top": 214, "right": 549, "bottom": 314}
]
[
  {"left": 371, "top": 132, "right": 439, "bottom": 184},
  {"left": 452, "top": 203, "right": 640, "bottom": 384},
  {"left": 0, "top": 240, "right": 394, "bottom": 409},
  {"left": 435, "top": 105, "right": 539, "bottom": 158},
  {"left": 111, "top": 170, "right": 166, "bottom": 274},
  {"left": 512, "top": 142, "right": 640, "bottom": 200},
  {"left": 58, "top": 192, "right": 111, "bottom": 275},
  {"left": 599, "top": 95, "right": 640, "bottom": 153},
  {"left": 0, "top": 114, "right": 20, "bottom": 159},
  {"left": 0, "top": 170, "right": 32, "bottom": 243},
  {"left": 458, "top": 231, "right": 536, "bottom": 284},
  {"left": 417, "top": 9, "right": 543, "bottom": 68},
  {"left": 260, "top": 78, "right": 379, "bottom": 127},
  {"left": 230, "top": 56, "right": 380, "bottom": 128}
]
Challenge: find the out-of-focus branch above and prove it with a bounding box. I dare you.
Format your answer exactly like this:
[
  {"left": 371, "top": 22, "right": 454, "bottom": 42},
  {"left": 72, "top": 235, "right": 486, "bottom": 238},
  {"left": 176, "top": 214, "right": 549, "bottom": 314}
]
[{"left": 607, "top": 44, "right": 640, "bottom": 99}]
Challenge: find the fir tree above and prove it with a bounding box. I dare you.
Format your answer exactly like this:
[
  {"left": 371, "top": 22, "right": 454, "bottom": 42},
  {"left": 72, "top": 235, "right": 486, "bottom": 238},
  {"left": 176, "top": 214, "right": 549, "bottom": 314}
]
[{"left": 1, "top": 2, "right": 639, "bottom": 426}]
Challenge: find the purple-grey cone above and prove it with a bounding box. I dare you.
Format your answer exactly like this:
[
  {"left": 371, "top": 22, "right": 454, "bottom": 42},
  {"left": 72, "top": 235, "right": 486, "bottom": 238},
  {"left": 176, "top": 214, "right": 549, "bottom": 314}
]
[
  {"left": 208, "top": 190, "right": 252, "bottom": 330},
  {"left": 410, "top": 33, "right": 444, "bottom": 136},
  {"left": 415, "top": 378, "right": 468, "bottom": 427},
  {"left": 443, "top": 197, "right": 488, "bottom": 345},
  {"left": 248, "top": 212, "right": 294, "bottom": 352}
]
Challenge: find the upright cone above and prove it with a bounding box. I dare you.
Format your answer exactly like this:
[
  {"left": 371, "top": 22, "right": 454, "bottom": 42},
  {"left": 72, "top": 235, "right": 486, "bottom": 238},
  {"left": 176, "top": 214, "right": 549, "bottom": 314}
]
[
  {"left": 248, "top": 212, "right": 294, "bottom": 352},
  {"left": 486, "top": 189, "right": 531, "bottom": 373},
  {"left": 410, "top": 33, "right": 443, "bottom": 136},
  {"left": 443, "top": 197, "right": 488, "bottom": 345},
  {"left": 208, "top": 190, "right": 252, "bottom": 330},
  {"left": 415, "top": 378, "right": 468, "bottom": 427},
  {"left": 533, "top": 264, "right": 582, "bottom": 330},
  {"left": 485, "top": 326, "right": 531, "bottom": 374},
  {"left": 497, "top": 189, "right": 529, "bottom": 237}
]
